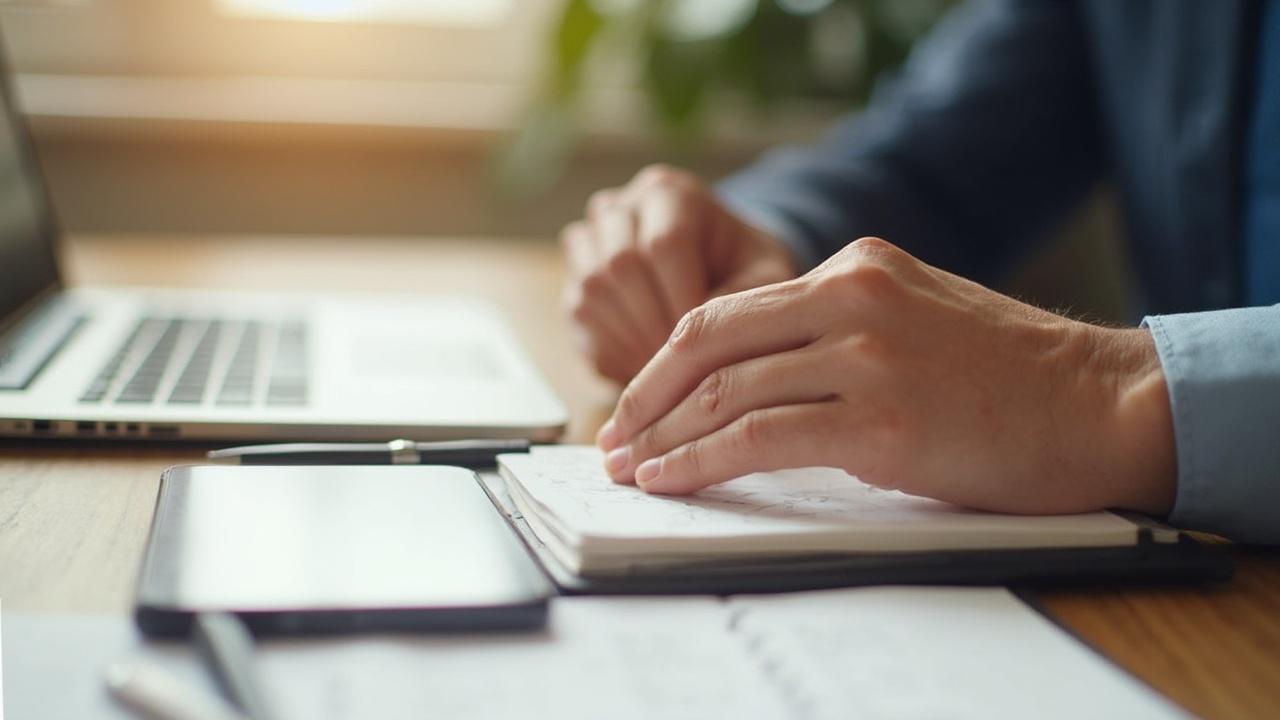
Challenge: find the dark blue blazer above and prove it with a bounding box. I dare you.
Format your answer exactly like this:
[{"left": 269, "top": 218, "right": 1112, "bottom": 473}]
[{"left": 720, "top": 0, "right": 1262, "bottom": 315}]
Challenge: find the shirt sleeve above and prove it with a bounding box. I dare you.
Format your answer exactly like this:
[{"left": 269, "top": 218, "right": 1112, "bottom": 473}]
[{"left": 1143, "top": 305, "right": 1280, "bottom": 544}]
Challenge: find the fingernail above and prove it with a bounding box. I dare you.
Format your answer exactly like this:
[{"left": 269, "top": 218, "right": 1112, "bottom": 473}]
[
  {"left": 635, "top": 457, "right": 662, "bottom": 488},
  {"left": 604, "top": 446, "right": 631, "bottom": 476},
  {"left": 597, "top": 420, "right": 621, "bottom": 450}
]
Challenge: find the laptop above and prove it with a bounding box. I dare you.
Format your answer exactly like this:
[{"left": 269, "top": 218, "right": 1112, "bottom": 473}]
[{"left": 0, "top": 49, "right": 567, "bottom": 443}]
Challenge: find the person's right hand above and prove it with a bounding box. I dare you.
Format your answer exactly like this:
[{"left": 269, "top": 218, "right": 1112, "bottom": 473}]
[{"left": 560, "top": 164, "right": 799, "bottom": 384}]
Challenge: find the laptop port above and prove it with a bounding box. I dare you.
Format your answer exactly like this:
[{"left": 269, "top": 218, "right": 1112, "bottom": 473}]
[
  {"left": 148, "top": 424, "right": 180, "bottom": 438},
  {"left": 126, "top": 423, "right": 142, "bottom": 434},
  {"left": 103, "top": 422, "right": 119, "bottom": 433},
  {"left": 76, "top": 421, "right": 96, "bottom": 434},
  {"left": 32, "top": 419, "right": 54, "bottom": 433}
]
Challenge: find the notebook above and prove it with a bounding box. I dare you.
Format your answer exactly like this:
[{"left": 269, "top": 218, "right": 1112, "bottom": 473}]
[
  {"left": 4, "top": 588, "right": 1187, "bottom": 719},
  {"left": 491, "top": 446, "right": 1230, "bottom": 593}
]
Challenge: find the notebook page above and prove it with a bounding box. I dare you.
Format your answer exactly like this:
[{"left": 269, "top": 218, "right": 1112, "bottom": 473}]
[
  {"left": 256, "top": 597, "right": 791, "bottom": 720},
  {"left": 728, "top": 586, "right": 1186, "bottom": 720},
  {"left": 499, "top": 446, "right": 1138, "bottom": 557}
]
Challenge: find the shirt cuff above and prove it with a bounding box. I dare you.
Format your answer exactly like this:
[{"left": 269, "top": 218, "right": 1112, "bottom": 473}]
[{"left": 1143, "top": 305, "right": 1280, "bottom": 544}]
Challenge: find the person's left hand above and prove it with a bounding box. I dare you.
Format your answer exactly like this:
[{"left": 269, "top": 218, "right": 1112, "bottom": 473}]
[{"left": 596, "top": 237, "right": 1177, "bottom": 516}]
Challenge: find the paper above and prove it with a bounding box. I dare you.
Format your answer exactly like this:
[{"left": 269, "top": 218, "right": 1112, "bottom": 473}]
[
  {"left": 255, "top": 598, "right": 789, "bottom": 720},
  {"left": 499, "top": 446, "right": 1139, "bottom": 567},
  {"left": 4, "top": 589, "right": 1184, "bottom": 720},
  {"left": 729, "top": 586, "right": 1186, "bottom": 720},
  {"left": 3, "top": 599, "right": 788, "bottom": 720}
]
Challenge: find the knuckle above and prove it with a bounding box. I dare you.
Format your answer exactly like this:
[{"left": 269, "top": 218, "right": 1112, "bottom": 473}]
[
  {"left": 635, "top": 422, "right": 665, "bottom": 456},
  {"left": 696, "top": 368, "right": 730, "bottom": 417},
  {"left": 848, "top": 236, "right": 899, "bottom": 258},
  {"left": 614, "top": 390, "right": 643, "bottom": 430},
  {"left": 681, "top": 438, "right": 708, "bottom": 477},
  {"left": 669, "top": 304, "right": 710, "bottom": 351},
  {"left": 587, "top": 189, "right": 620, "bottom": 217},
  {"left": 816, "top": 260, "right": 899, "bottom": 303},
  {"left": 838, "top": 332, "right": 889, "bottom": 364},
  {"left": 637, "top": 163, "right": 689, "bottom": 189},
  {"left": 734, "top": 411, "right": 771, "bottom": 454}
]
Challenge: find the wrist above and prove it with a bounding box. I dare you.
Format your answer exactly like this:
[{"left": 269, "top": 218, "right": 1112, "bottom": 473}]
[{"left": 1086, "top": 327, "right": 1178, "bottom": 515}]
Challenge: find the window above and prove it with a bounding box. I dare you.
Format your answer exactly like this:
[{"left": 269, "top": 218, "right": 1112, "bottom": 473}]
[
  {"left": 216, "top": 0, "right": 512, "bottom": 27},
  {"left": 2, "top": 0, "right": 557, "bottom": 84}
]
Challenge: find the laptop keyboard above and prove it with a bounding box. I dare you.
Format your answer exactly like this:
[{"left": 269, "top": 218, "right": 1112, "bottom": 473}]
[{"left": 80, "top": 317, "right": 309, "bottom": 407}]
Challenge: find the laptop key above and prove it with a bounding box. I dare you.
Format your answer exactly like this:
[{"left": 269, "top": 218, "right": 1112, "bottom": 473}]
[
  {"left": 167, "top": 321, "right": 221, "bottom": 405},
  {"left": 216, "top": 322, "right": 262, "bottom": 406},
  {"left": 116, "top": 320, "right": 183, "bottom": 404}
]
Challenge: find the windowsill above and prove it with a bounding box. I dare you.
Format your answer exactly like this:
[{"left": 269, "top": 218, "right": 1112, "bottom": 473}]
[{"left": 15, "top": 73, "right": 838, "bottom": 151}]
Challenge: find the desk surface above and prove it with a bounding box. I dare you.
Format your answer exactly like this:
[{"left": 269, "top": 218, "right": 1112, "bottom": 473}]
[{"left": 2, "top": 234, "right": 1278, "bottom": 718}]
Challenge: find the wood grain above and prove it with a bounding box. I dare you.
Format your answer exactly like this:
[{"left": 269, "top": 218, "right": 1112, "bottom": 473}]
[{"left": 3, "top": 234, "right": 1278, "bottom": 718}]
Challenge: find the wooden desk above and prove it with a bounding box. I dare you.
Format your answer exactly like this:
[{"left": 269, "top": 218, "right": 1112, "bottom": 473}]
[{"left": 3, "top": 234, "right": 1278, "bottom": 718}]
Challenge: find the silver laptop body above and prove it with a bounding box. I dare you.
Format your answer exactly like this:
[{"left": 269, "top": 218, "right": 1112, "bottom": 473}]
[{"left": 0, "top": 49, "right": 566, "bottom": 443}]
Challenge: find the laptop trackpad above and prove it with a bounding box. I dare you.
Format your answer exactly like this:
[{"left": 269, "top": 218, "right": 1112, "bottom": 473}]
[{"left": 349, "top": 336, "right": 506, "bottom": 380}]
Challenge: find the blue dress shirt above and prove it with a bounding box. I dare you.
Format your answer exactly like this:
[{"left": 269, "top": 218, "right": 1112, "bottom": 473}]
[
  {"left": 719, "top": 1, "right": 1280, "bottom": 543},
  {"left": 1145, "top": 0, "right": 1280, "bottom": 544}
]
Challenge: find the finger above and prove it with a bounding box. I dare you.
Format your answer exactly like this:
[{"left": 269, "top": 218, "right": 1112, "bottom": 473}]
[
  {"left": 633, "top": 402, "right": 844, "bottom": 495},
  {"left": 559, "top": 220, "right": 598, "bottom": 277},
  {"left": 635, "top": 188, "right": 709, "bottom": 324},
  {"left": 601, "top": 281, "right": 836, "bottom": 450},
  {"left": 569, "top": 323, "right": 647, "bottom": 385},
  {"left": 590, "top": 197, "right": 671, "bottom": 346},
  {"left": 561, "top": 219, "right": 653, "bottom": 358},
  {"left": 562, "top": 279, "right": 651, "bottom": 362},
  {"left": 604, "top": 347, "right": 835, "bottom": 482}
]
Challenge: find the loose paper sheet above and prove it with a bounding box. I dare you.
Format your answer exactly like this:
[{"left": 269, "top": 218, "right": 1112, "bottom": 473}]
[{"left": 6, "top": 589, "right": 1184, "bottom": 720}]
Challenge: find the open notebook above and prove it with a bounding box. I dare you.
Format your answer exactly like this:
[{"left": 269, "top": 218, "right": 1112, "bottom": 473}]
[{"left": 491, "top": 446, "right": 1229, "bottom": 592}]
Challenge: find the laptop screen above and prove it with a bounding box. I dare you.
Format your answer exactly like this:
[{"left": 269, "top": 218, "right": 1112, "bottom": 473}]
[{"left": 0, "top": 55, "right": 60, "bottom": 326}]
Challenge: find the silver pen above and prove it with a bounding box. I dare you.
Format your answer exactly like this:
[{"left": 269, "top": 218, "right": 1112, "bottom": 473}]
[{"left": 193, "top": 613, "right": 275, "bottom": 720}]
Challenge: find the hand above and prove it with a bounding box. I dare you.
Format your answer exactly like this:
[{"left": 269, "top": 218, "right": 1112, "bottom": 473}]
[
  {"left": 596, "top": 237, "right": 1177, "bottom": 516},
  {"left": 560, "top": 164, "right": 799, "bottom": 384}
]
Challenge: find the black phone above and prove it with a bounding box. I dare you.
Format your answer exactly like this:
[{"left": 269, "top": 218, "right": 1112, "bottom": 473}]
[{"left": 134, "top": 464, "right": 553, "bottom": 637}]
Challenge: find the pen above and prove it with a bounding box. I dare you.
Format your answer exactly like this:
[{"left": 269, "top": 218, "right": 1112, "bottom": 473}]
[
  {"left": 193, "top": 613, "right": 275, "bottom": 720},
  {"left": 104, "top": 658, "right": 249, "bottom": 720},
  {"left": 207, "top": 438, "right": 532, "bottom": 467}
]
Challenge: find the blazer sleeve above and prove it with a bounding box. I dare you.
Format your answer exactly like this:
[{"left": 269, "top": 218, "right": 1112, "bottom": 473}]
[
  {"left": 1144, "top": 306, "right": 1280, "bottom": 545},
  {"left": 717, "top": 0, "right": 1105, "bottom": 282}
]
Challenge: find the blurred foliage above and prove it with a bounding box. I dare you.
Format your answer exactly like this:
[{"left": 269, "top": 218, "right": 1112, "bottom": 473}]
[{"left": 496, "top": 0, "right": 953, "bottom": 197}]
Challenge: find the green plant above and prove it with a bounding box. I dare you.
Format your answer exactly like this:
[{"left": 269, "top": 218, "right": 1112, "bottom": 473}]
[{"left": 497, "top": 0, "right": 953, "bottom": 196}]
